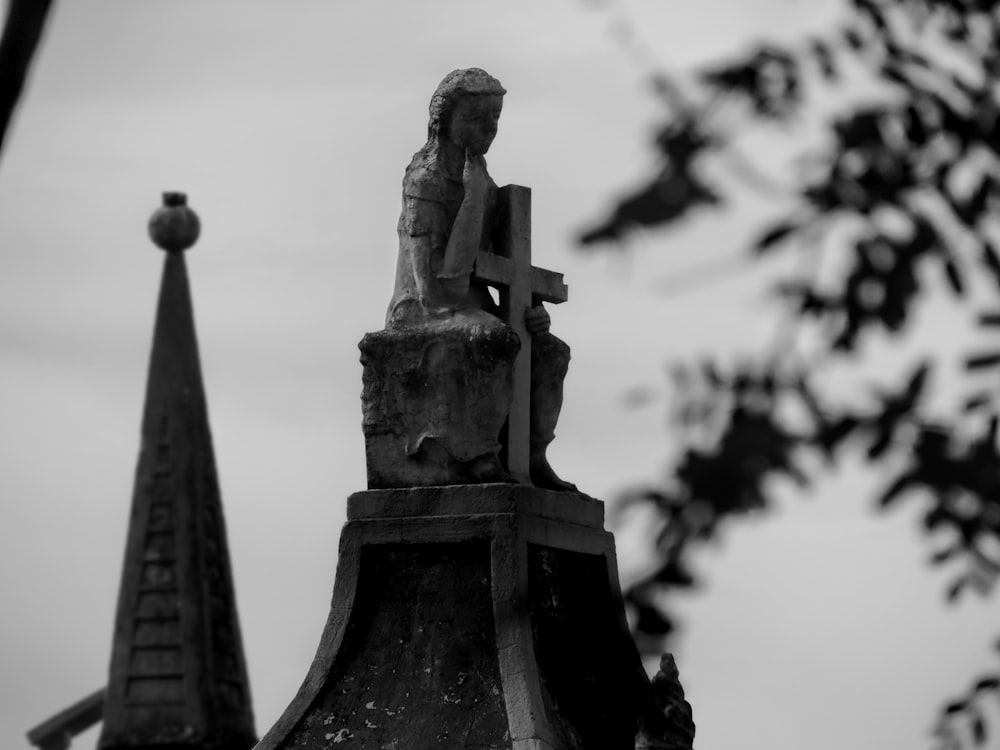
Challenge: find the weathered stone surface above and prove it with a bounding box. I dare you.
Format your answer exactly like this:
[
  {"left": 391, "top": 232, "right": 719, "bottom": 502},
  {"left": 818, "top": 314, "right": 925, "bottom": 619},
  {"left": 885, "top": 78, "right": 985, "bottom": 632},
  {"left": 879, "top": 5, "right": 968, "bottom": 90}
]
[
  {"left": 360, "top": 322, "right": 518, "bottom": 488},
  {"left": 346, "top": 482, "right": 604, "bottom": 527},
  {"left": 280, "top": 541, "right": 510, "bottom": 748},
  {"left": 528, "top": 546, "right": 646, "bottom": 748},
  {"left": 255, "top": 485, "right": 658, "bottom": 750}
]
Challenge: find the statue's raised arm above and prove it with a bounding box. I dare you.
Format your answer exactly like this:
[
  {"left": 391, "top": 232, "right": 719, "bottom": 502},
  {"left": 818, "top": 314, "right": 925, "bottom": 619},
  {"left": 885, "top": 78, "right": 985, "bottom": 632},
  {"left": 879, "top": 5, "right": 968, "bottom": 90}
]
[
  {"left": 388, "top": 68, "right": 504, "bottom": 327},
  {"left": 363, "top": 68, "right": 574, "bottom": 492}
]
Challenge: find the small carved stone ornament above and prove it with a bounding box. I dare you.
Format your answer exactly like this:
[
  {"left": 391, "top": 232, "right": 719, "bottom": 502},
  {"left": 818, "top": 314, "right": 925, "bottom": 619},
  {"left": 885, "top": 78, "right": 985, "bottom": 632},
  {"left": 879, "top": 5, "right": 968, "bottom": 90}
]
[{"left": 148, "top": 192, "right": 200, "bottom": 252}]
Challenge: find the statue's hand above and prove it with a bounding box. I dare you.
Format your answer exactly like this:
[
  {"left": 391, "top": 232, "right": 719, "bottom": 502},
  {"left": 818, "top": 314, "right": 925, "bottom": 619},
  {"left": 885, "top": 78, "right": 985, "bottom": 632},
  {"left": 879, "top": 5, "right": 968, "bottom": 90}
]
[
  {"left": 524, "top": 305, "right": 551, "bottom": 335},
  {"left": 462, "top": 152, "right": 490, "bottom": 203}
]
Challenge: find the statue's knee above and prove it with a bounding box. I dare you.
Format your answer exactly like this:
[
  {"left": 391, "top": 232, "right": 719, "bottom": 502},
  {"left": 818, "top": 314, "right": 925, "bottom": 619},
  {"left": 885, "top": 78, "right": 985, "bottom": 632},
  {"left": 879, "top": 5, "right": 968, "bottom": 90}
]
[{"left": 531, "top": 332, "right": 570, "bottom": 378}]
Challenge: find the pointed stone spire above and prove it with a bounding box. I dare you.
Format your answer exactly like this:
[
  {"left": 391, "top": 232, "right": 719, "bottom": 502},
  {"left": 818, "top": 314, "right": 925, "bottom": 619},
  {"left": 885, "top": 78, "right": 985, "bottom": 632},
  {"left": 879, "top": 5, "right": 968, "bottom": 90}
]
[{"left": 98, "top": 193, "right": 257, "bottom": 750}]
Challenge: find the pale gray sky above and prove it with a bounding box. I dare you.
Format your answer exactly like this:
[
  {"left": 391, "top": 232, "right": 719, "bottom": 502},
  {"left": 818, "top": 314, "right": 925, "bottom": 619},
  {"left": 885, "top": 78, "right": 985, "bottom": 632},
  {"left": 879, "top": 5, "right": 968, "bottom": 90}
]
[{"left": 2, "top": 2, "right": 997, "bottom": 749}]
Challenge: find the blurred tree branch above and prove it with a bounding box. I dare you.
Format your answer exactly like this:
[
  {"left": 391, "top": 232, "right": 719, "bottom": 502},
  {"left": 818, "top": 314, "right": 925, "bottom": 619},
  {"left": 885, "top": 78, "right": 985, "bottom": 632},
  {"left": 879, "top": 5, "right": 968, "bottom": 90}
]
[
  {"left": 579, "top": 1, "right": 1000, "bottom": 747},
  {"left": 0, "top": 0, "right": 56, "bottom": 161}
]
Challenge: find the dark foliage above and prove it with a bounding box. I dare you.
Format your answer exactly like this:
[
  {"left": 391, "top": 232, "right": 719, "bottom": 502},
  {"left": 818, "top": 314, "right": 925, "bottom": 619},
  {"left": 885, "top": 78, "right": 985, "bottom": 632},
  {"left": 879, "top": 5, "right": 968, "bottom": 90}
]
[
  {"left": 935, "top": 653, "right": 1000, "bottom": 750},
  {"left": 580, "top": 119, "right": 721, "bottom": 245},
  {"left": 580, "top": 1, "right": 1000, "bottom": 746},
  {"left": 0, "top": 0, "right": 57, "bottom": 160}
]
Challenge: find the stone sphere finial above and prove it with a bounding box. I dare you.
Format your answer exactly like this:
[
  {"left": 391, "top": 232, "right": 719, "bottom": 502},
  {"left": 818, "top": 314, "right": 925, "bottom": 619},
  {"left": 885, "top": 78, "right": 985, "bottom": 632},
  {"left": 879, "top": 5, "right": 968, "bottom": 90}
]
[{"left": 149, "top": 191, "right": 201, "bottom": 252}]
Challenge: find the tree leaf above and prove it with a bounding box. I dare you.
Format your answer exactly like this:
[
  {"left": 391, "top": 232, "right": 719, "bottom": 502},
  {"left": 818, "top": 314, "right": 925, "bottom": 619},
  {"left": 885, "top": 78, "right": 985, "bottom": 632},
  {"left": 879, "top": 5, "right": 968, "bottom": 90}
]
[
  {"left": 971, "top": 714, "right": 986, "bottom": 745},
  {"left": 701, "top": 359, "right": 724, "bottom": 387},
  {"left": 980, "top": 242, "right": 1000, "bottom": 287},
  {"left": 877, "top": 472, "right": 916, "bottom": 508},
  {"left": 810, "top": 39, "right": 837, "bottom": 80},
  {"left": 855, "top": 0, "right": 887, "bottom": 33},
  {"left": 962, "top": 392, "right": 992, "bottom": 413},
  {"left": 634, "top": 602, "right": 673, "bottom": 635},
  {"left": 880, "top": 63, "right": 914, "bottom": 89},
  {"left": 944, "top": 699, "right": 968, "bottom": 715},
  {"left": 903, "top": 103, "right": 929, "bottom": 145},
  {"left": 904, "top": 362, "right": 931, "bottom": 403},
  {"left": 974, "top": 676, "right": 1000, "bottom": 692},
  {"left": 753, "top": 219, "right": 802, "bottom": 253},
  {"left": 966, "top": 352, "right": 1000, "bottom": 370},
  {"left": 947, "top": 576, "right": 966, "bottom": 604},
  {"left": 842, "top": 26, "right": 865, "bottom": 51},
  {"left": 835, "top": 108, "right": 885, "bottom": 150},
  {"left": 937, "top": 254, "right": 964, "bottom": 295},
  {"left": 652, "top": 561, "right": 695, "bottom": 587},
  {"left": 867, "top": 429, "right": 893, "bottom": 460},
  {"left": 977, "top": 312, "right": 1000, "bottom": 327},
  {"left": 925, "top": 505, "right": 951, "bottom": 532},
  {"left": 930, "top": 546, "right": 958, "bottom": 565}
]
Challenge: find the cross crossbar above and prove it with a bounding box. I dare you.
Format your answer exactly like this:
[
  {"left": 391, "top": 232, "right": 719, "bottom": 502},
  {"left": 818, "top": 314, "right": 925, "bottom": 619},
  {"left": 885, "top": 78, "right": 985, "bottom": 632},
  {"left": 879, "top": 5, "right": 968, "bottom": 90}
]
[{"left": 473, "top": 254, "right": 568, "bottom": 305}]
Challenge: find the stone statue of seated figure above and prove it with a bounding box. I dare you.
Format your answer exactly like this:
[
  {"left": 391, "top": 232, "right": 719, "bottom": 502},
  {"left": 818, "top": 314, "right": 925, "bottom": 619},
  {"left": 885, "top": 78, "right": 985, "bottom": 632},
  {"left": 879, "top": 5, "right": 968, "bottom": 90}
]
[{"left": 360, "top": 67, "right": 574, "bottom": 491}]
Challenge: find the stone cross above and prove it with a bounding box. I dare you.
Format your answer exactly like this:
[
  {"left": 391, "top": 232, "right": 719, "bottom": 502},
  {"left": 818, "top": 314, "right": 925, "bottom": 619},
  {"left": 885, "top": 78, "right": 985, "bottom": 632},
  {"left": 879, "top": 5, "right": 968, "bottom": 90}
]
[{"left": 472, "top": 185, "right": 568, "bottom": 484}]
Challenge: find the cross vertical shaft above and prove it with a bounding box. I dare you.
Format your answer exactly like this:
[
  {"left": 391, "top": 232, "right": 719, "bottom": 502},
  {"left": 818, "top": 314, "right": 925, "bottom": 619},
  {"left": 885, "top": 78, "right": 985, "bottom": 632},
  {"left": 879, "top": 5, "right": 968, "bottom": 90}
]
[
  {"left": 497, "top": 185, "right": 532, "bottom": 483},
  {"left": 474, "top": 185, "right": 568, "bottom": 484}
]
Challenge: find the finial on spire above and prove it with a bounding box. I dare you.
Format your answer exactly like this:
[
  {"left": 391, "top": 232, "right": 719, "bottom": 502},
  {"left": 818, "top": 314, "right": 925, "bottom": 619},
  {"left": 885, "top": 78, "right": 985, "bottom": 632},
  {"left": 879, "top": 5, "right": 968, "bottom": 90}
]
[{"left": 148, "top": 191, "right": 200, "bottom": 252}]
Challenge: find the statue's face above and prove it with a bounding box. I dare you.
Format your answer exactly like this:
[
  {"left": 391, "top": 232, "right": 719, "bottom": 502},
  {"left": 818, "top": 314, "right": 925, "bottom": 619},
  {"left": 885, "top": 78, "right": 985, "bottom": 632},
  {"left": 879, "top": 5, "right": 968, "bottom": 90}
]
[{"left": 446, "top": 94, "right": 503, "bottom": 155}]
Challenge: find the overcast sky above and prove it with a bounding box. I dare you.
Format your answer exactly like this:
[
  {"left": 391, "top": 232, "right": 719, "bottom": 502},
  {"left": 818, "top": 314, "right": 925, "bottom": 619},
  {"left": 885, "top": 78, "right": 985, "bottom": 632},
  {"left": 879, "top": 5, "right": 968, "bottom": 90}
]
[{"left": 2, "top": 2, "right": 998, "bottom": 749}]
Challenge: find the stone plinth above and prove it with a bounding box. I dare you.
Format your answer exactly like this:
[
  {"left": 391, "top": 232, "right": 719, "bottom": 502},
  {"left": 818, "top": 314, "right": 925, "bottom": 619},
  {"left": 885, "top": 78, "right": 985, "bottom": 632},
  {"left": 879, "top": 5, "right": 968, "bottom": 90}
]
[
  {"left": 360, "top": 324, "right": 519, "bottom": 488},
  {"left": 254, "top": 485, "right": 656, "bottom": 749}
]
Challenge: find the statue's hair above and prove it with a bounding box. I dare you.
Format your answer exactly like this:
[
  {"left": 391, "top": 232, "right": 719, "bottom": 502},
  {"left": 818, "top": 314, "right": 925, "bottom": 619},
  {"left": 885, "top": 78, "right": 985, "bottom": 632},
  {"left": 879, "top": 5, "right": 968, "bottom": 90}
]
[{"left": 427, "top": 68, "right": 506, "bottom": 141}]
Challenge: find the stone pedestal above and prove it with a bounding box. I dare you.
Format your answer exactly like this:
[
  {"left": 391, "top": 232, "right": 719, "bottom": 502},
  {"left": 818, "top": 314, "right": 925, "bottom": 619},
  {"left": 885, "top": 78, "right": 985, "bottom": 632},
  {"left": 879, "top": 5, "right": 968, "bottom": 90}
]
[
  {"left": 255, "top": 485, "right": 659, "bottom": 749},
  {"left": 360, "top": 325, "right": 519, "bottom": 488}
]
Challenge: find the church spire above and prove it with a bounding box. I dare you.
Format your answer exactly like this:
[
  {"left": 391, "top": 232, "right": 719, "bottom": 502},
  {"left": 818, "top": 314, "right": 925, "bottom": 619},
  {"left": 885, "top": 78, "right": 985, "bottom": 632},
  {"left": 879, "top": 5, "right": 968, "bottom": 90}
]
[{"left": 98, "top": 193, "right": 256, "bottom": 750}]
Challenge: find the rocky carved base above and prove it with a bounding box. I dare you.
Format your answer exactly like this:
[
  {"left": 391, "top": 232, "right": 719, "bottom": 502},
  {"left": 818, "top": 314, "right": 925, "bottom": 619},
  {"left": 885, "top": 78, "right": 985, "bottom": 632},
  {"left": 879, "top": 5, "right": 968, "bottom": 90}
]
[
  {"left": 359, "top": 322, "right": 519, "bottom": 489},
  {"left": 254, "top": 485, "right": 694, "bottom": 750}
]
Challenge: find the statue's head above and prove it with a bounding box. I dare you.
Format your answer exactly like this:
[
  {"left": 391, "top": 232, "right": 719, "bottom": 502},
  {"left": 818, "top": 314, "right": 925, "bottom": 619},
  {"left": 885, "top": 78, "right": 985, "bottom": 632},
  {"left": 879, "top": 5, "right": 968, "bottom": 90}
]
[{"left": 427, "top": 68, "right": 507, "bottom": 145}]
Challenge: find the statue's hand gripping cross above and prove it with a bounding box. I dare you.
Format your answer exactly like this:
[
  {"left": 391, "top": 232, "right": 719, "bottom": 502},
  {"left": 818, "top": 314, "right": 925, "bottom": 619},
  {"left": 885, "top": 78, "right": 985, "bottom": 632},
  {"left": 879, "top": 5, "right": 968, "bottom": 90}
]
[{"left": 472, "top": 185, "right": 568, "bottom": 485}]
